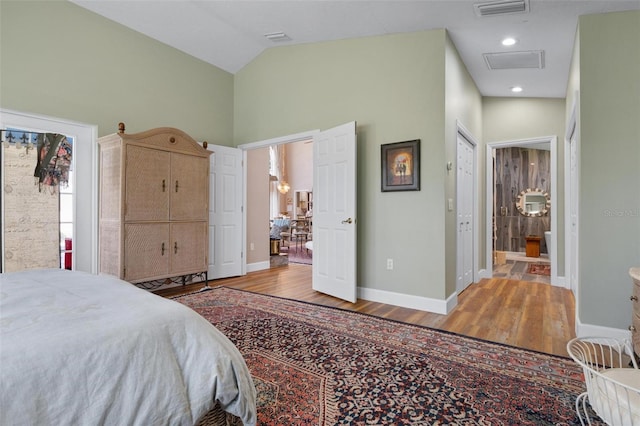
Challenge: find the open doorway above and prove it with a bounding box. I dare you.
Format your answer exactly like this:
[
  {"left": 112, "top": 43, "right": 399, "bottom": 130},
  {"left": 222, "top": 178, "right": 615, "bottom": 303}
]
[
  {"left": 268, "top": 140, "right": 313, "bottom": 267},
  {"left": 0, "top": 109, "right": 97, "bottom": 274},
  {"left": 485, "top": 136, "right": 559, "bottom": 286}
]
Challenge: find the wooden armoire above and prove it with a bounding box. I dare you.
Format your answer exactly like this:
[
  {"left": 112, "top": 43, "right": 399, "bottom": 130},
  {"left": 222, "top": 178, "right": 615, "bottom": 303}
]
[{"left": 98, "top": 123, "right": 211, "bottom": 286}]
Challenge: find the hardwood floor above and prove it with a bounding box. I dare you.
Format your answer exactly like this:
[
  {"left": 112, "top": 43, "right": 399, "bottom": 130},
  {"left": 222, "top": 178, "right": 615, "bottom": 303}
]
[{"left": 157, "top": 263, "right": 576, "bottom": 357}]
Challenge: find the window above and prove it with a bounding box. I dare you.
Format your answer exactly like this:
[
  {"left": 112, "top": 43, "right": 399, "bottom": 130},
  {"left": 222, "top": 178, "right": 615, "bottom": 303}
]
[{"left": 1, "top": 129, "right": 74, "bottom": 271}]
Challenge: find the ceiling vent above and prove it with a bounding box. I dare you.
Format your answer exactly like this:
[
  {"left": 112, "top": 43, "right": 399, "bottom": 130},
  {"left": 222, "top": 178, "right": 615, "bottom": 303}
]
[
  {"left": 474, "top": 0, "right": 529, "bottom": 17},
  {"left": 264, "top": 32, "right": 291, "bottom": 43},
  {"left": 483, "top": 50, "right": 545, "bottom": 70}
]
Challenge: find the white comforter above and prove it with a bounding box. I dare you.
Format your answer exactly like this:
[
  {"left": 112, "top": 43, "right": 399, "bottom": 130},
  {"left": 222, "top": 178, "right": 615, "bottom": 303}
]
[{"left": 0, "top": 269, "right": 256, "bottom": 426}]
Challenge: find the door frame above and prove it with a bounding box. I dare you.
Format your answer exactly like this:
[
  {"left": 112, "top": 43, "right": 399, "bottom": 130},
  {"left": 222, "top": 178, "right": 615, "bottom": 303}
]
[
  {"left": 564, "top": 95, "right": 580, "bottom": 301},
  {"left": 455, "top": 121, "right": 479, "bottom": 294},
  {"left": 238, "top": 129, "right": 320, "bottom": 273},
  {"left": 0, "top": 109, "right": 98, "bottom": 274},
  {"left": 485, "top": 135, "right": 562, "bottom": 287}
]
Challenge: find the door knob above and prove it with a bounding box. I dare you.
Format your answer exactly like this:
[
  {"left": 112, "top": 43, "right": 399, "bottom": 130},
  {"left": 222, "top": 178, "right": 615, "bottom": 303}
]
[{"left": 342, "top": 218, "right": 353, "bottom": 224}]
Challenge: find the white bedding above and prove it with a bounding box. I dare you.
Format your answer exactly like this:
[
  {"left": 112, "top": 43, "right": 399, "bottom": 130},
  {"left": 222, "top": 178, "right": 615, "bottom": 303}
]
[{"left": 0, "top": 269, "right": 256, "bottom": 426}]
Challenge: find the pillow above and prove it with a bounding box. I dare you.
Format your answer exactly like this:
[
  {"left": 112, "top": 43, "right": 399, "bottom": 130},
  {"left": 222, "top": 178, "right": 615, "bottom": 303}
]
[{"left": 270, "top": 225, "right": 282, "bottom": 240}]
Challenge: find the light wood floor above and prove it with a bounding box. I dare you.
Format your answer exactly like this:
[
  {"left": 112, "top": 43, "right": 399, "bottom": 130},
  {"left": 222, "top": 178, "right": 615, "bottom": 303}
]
[{"left": 158, "top": 263, "right": 576, "bottom": 357}]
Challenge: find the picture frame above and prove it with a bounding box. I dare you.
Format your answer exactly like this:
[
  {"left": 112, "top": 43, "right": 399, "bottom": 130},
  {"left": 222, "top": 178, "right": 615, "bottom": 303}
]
[{"left": 381, "top": 139, "right": 420, "bottom": 192}]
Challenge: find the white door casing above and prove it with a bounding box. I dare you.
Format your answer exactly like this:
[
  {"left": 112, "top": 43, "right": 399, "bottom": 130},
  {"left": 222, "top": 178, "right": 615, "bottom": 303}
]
[
  {"left": 0, "top": 109, "right": 98, "bottom": 274},
  {"left": 312, "top": 121, "right": 357, "bottom": 303},
  {"left": 207, "top": 144, "right": 243, "bottom": 279},
  {"left": 565, "top": 98, "right": 579, "bottom": 300},
  {"left": 485, "top": 136, "right": 559, "bottom": 286},
  {"left": 456, "top": 132, "right": 475, "bottom": 293}
]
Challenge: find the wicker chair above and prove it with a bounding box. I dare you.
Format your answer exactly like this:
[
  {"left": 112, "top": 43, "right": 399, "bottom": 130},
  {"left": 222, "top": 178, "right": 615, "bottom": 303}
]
[{"left": 567, "top": 336, "right": 640, "bottom": 425}]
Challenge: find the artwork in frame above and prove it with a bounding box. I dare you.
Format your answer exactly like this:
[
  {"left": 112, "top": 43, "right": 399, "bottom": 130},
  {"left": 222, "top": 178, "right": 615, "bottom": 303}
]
[{"left": 381, "top": 139, "right": 420, "bottom": 192}]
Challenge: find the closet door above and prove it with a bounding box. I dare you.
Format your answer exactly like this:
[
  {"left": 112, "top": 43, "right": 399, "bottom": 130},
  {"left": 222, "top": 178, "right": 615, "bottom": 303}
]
[
  {"left": 170, "top": 153, "right": 208, "bottom": 221},
  {"left": 125, "top": 145, "right": 170, "bottom": 221}
]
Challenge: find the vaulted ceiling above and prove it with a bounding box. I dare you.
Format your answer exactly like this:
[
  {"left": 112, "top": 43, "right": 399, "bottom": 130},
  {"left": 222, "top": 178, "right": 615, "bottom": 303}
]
[{"left": 72, "top": 0, "right": 639, "bottom": 98}]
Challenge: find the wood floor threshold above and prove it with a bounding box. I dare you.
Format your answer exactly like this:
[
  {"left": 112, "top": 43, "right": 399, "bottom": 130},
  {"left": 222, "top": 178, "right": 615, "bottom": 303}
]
[{"left": 157, "top": 264, "right": 575, "bottom": 358}]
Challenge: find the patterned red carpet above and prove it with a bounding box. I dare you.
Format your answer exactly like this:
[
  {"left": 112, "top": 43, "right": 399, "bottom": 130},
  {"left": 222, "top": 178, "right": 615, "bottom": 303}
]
[{"left": 175, "top": 287, "right": 599, "bottom": 425}]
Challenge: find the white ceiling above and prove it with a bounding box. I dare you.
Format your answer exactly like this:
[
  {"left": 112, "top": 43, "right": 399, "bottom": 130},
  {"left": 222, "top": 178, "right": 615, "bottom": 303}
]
[{"left": 71, "top": 0, "right": 639, "bottom": 98}]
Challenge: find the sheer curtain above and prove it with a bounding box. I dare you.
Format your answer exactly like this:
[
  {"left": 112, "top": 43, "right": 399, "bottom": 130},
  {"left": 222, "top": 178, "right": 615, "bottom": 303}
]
[{"left": 269, "top": 145, "right": 280, "bottom": 218}]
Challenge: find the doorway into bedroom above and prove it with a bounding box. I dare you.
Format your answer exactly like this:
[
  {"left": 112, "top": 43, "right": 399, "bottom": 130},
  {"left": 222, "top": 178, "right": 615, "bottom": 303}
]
[{"left": 0, "top": 128, "right": 74, "bottom": 272}]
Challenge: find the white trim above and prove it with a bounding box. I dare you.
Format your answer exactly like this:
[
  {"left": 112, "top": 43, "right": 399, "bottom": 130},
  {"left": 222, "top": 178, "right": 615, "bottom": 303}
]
[
  {"left": 477, "top": 268, "right": 491, "bottom": 279},
  {"left": 565, "top": 92, "right": 580, "bottom": 331},
  {"left": 246, "top": 261, "right": 270, "bottom": 273},
  {"left": 576, "top": 319, "right": 631, "bottom": 341},
  {"left": 238, "top": 129, "right": 320, "bottom": 275},
  {"left": 0, "top": 109, "right": 98, "bottom": 274},
  {"left": 238, "top": 129, "right": 320, "bottom": 150},
  {"left": 485, "top": 136, "right": 564, "bottom": 287},
  {"left": 358, "top": 286, "right": 454, "bottom": 315}
]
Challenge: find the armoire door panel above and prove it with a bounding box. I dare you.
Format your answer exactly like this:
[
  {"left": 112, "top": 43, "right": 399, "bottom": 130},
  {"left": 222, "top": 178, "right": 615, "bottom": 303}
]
[
  {"left": 125, "top": 146, "right": 170, "bottom": 222},
  {"left": 170, "top": 221, "right": 207, "bottom": 275},
  {"left": 170, "top": 154, "right": 208, "bottom": 221},
  {"left": 124, "top": 223, "right": 170, "bottom": 281}
]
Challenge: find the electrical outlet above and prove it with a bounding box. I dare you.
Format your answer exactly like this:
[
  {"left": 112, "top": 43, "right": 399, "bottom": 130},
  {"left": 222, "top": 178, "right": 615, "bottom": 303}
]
[
  {"left": 250, "top": 242, "right": 255, "bottom": 251},
  {"left": 386, "top": 258, "right": 393, "bottom": 270}
]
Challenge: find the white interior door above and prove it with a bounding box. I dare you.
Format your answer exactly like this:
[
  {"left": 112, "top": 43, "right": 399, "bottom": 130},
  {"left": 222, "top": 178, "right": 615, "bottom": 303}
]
[
  {"left": 207, "top": 144, "right": 243, "bottom": 279},
  {"left": 312, "top": 121, "right": 357, "bottom": 303},
  {"left": 456, "top": 133, "right": 474, "bottom": 293}
]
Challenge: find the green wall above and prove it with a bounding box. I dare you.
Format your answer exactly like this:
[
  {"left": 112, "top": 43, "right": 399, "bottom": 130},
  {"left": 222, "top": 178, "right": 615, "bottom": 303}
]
[
  {"left": 0, "top": 0, "right": 234, "bottom": 143},
  {"left": 4, "top": 1, "right": 638, "bottom": 331},
  {"left": 444, "top": 34, "right": 483, "bottom": 297},
  {"left": 577, "top": 11, "right": 640, "bottom": 329},
  {"left": 483, "top": 97, "right": 566, "bottom": 277},
  {"left": 235, "top": 30, "right": 457, "bottom": 300}
]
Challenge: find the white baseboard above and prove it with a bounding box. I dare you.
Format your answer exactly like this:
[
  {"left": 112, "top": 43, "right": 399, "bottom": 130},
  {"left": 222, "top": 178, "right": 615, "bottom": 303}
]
[
  {"left": 477, "top": 268, "right": 491, "bottom": 279},
  {"left": 358, "top": 286, "right": 453, "bottom": 315},
  {"left": 576, "top": 319, "right": 631, "bottom": 341},
  {"left": 246, "top": 261, "right": 270, "bottom": 273}
]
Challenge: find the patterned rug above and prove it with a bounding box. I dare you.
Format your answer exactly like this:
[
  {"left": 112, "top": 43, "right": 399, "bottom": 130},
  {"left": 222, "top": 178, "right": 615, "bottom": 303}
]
[
  {"left": 528, "top": 263, "right": 551, "bottom": 276},
  {"left": 174, "top": 287, "right": 599, "bottom": 425},
  {"left": 285, "top": 243, "right": 312, "bottom": 265}
]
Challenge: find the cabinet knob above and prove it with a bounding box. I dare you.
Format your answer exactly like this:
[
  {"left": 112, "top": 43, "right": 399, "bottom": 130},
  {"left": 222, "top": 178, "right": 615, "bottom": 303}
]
[
  {"left": 630, "top": 325, "right": 637, "bottom": 332},
  {"left": 631, "top": 295, "right": 638, "bottom": 301},
  {"left": 162, "top": 179, "right": 166, "bottom": 192},
  {"left": 174, "top": 242, "right": 178, "bottom": 254},
  {"left": 161, "top": 242, "right": 165, "bottom": 256},
  {"left": 175, "top": 180, "right": 179, "bottom": 192}
]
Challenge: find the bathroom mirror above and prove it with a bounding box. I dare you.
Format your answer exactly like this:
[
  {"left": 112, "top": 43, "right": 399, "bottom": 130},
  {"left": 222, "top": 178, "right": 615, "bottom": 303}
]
[{"left": 516, "top": 188, "right": 550, "bottom": 217}]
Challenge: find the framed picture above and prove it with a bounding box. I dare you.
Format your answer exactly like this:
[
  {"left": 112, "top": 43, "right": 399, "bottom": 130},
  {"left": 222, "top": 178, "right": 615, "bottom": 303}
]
[{"left": 381, "top": 139, "right": 420, "bottom": 192}]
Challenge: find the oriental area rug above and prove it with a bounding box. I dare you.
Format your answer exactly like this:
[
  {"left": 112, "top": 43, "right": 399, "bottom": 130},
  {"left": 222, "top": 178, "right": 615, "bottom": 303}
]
[
  {"left": 528, "top": 263, "right": 552, "bottom": 276},
  {"left": 174, "top": 287, "right": 599, "bottom": 425}
]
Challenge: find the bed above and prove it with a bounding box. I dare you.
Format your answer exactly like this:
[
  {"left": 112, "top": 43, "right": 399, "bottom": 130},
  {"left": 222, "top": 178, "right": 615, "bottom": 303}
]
[{"left": 0, "top": 269, "right": 256, "bottom": 425}]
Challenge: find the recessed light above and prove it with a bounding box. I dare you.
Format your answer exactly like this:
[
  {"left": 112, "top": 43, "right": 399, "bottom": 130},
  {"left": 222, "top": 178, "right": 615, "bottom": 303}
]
[
  {"left": 502, "top": 37, "right": 517, "bottom": 46},
  {"left": 511, "top": 86, "right": 523, "bottom": 93}
]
